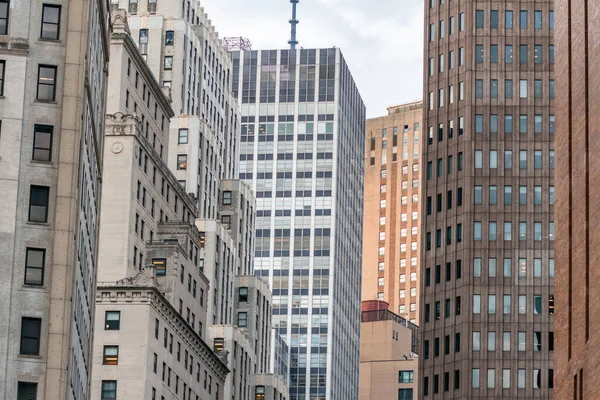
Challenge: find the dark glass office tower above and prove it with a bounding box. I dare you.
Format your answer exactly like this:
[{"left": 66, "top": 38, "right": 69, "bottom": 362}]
[
  {"left": 420, "top": 1, "right": 555, "bottom": 397},
  {"left": 232, "top": 48, "right": 365, "bottom": 400}
]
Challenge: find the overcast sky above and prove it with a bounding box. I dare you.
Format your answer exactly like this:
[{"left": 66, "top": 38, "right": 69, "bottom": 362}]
[{"left": 201, "top": 0, "right": 424, "bottom": 118}]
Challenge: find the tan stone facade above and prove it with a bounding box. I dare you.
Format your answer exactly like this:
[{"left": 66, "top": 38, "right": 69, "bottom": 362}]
[
  {"left": 363, "top": 101, "right": 423, "bottom": 323},
  {"left": 359, "top": 303, "right": 418, "bottom": 400}
]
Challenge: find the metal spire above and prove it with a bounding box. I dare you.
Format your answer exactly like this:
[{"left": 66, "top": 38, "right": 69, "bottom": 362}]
[{"left": 288, "top": 0, "right": 299, "bottom": 49}]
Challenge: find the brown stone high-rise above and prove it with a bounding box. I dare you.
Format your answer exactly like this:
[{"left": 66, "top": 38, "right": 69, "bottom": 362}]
[
  {"left": 555, "top": 1, "right": 600, "bottom": 398},
  {"left": 362, "top": 102, "right": 422, "bottom": 323},
  {"left": 420, "top": 1, "right": 556, "bottom": 397}
]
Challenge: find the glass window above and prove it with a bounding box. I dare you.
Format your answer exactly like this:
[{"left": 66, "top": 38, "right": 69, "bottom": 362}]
[
  {"left": 178, "top": 128, "right": 188, "bottom": 144},
  {"left": 17, "top": 382, "right": 38, "bottom": 400},
  {"left": 518, "top": 369, "right": 526, "bottom": 388},
  {"left": 519, "top": 222, "right": 527, "bottom": 240},
  {"left": 491, "top": 10, "right": 499, "bottom": 28},
  {"left": 520, "top": 79, "right": 528, "bottom": 98},
  {"left": 474, "top": 186, "right": 482, "bottom": 204},
  {"left": 165, "top": 30, "right": 174, "bottom": 45},
  {"left": 29, "top": 185, "right": 50, "bottom": 223},
  {"left": 504, "top": 186, "right": 513, "bottom": 204},
  {"left": 103, "top": 345, "right": 119, "bottom": 365},
  {"left": 473, "top": 331, "right": 481, "bottom": 350},
  {"left": 475, "top": 80, "right": 483, "bottom": 98},
  {"left": 503, "top": 369, "right": 511, "bottom": 388},
  {"left": 101, "top": 381, "right": 117, "bottom": 399},
  {"left": 488, "top": 333, "right": 496, "bottom": 351},
  {"left": 503, "top": 295, "right": 511, "bottom": 314},
  {"left": 164, "top": 56, "right": 173, "bottom": 70},
  {"left": 490, "top": 150, "right": 498, "bottom": 168},
  {"left": 472, "top": 369, "right": 480, "bottom": 388},
  {"left": 177, "top": 154, "right": 187, "bottom": 170},
  {"left": 503, "top": 331, "right": 511, "bottom": 351},
  {"left": 490, "top": 45, "right": 498, "bottom": 63},
  {"left": 505, "top": 10, "right": 513, "bottom": 28},
  {"left": 475, "top": 114, "right": 483, "bottom": 132},
  {"left": 475, "top": 45, "right": 484, "bottom": 63},
  {"left": 473, "top": 294, "right": 481, "bottom": 313},
  {"left": 0, "top": 0, "right": 8, "bottom": 35},
  {"left": 25, "top": 248, "right": 45, "bottom": 285},
  {"left": 33, "top": 124, "right": 53, "bottom": 161},
  {"left": 505, "top": 79, "right": 513, "bottom": 98},
  {"left": 488, "top": 294, "right": 496, "bottom": 314},
  {"left": 535, "top": 10, "right": 543, "bottom": 28},
  {"left": 37, "top": 65, "right": 57, "bottom": 101},
  {"left": 520, "top": 114, "right": 528, "bottom": 133},
  {"left": 105, "top": 311, "right": 120, "bottom": 330},
  {"left": 504, "top": 222, "right": 512, "bottom": 240},
  {"left": 505, "top": 150, "right": 513, "bottom": 169},
  {"left": 534, "top": 150, "right": 542, "bottom": 169},
  {"left": 476, "top": 10, "right": 484, "bottom": 28},
  {"left": 519, "top": 150, "right": 527, "bottom": 169},
  {"left": 520, "top": 45, "right": 528, "bottom": 64},
  {"left": 41, "top": 5, "right": 61, "bottom": 40},
  {"left": 20, "top": 317, "right": 41, "bottom": 355},
  {"left": 535, "top": 45, "right": 543, "bottom": 63},
  {"left": 474, "top": 258, "right": 482, "bottom": 277},
  {"left": 475, "top": 150, "right": 483, "bottom": 168},
  {"left": 474, "top": 222, "right": 482, "bottom": 240},
  {"left": 505, "top": 115, "right": 513, "bottom": 133},
  {"left": 520, "top": 10, "right": 528, "bottom": 29},
  {"left": 519, "top": 295, "right": 527, "bottom": 314},
  {"left": 237, "top": 312, "right": 247, "bottom": 327},
  {"left": 491, "top": 80, "right": 498, "bottom": 99}
]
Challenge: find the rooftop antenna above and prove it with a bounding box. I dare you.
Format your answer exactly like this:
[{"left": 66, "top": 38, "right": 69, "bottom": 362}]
[{"left": 288, "top": 0, "right": 299, "bottom": 49}]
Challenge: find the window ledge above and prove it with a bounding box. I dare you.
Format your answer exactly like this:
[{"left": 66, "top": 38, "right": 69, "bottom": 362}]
[
  {"left": 18, "top": 354, "right": 42, "bottom": 359},
  {"left": 35, "top": 99, "right": 57, "bottom": 104},
  {"left": 39, "top": 38, "right": 60, "bottom": 43},
  {"left": 30, "top": 160, "right": 53, "bottom": 165},
  {"left": 22, "top": 284, "right": 45, "bottom": 289},
  {"left": 27, "top": 221, "right": 50, "bottom": 226}
]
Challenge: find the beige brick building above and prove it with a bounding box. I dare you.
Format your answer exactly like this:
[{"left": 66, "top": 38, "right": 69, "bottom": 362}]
[{"left": 363, "top": 101, "right": 423, "bottom": 323}]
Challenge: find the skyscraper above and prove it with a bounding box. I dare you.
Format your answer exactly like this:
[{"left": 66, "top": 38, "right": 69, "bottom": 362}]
[
  {"left": 233, "top": 48, "right": 365, "bottom": 400},
  {"left": 420, "top": 2, "right": 556, "bottom": 397},
  {"left": 0, "top": 0, "right": 109, "bottom": 398},
  {"left": 362, "top": 101, "right": 423, "bottom": 322},
  {"left": 554, "top": 1, "right": 600, "bottom": 398}
]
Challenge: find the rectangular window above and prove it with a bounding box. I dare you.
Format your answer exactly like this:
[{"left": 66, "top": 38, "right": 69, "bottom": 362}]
[
  {"left": 490, "top": 45, "right": 498, "bottom": 63},
  {"left": 520, "top": 10, "right": 528, "bottom": 29},
  {"left": 20, "top": 317, "right": 41, "bottom": 355},
  {"left": 165, "top": 30, "right": 174, "bottom": 45},
  {"left": 476, "top": 10, "right": 484, "bottom": 28},
  {"left": 505, "top": 44, "right": 513, "bottom": 63},
  {"left": 490, "top": 80, "right": 498, "bottom": 99},
  {"left": 222, "top": 191, "right": 232, "bottom": 205},
  {"left": 164, "top": 56, "right": 173, "bottom": 70},
  {"left": 399, "top": 370, "right": 415, "bottom": 383},
  {"left": 37, "top": 65, "right": 57, "bottom": 101},
  {"left": 535, "top": 10, "right": 542, "bottom": 28},
  {"left": 103, "top": 345, "right": 119, "bottom": 365},
  {"left": 178, "top": 128, "right": 188, "bottom": 144},
  {"left": 520, "top": 79, "right": 528, "bottom": 98},
  {"left": 520, "top": 114, "right": 528, "bottom": 133},
  {"left": 0, "top": 0, "right": 8, "bottom": 35},
  {"left": 473, "top": 294, "right": 481, "bottom": 313},
  {"left": 238, "top": 287, "right": 248, "bottom": 302},
  {"left": 29, "top": 185, "right": 50, "bottom": 223},
  {"left": 472, "top": 369, "right": 480, "bottom": 388},
  {"left": 237, "top": 312, "right": 247, "bottom": 327},
  {"left": 101, "top": 381, "right": 117, "bottom": 399},
  {"left": 105, "top": 311, "right": 120, "bottom": 330},
  {"left": 475, "top": 45, "right": 484, "bottom": 63},
  {"left": 520, "top": 45, "right": 528, "bottom": 64},
  {"left": 18, "top": 382, "right": 38, "bottom": 399},
  {"left": 474, "top": 221, "right": 482, "bottom": 240},
  {"left": 40, "top": 4, "right": 61, "bottom": 40},
  {"left": 490, "top": 10, "right": 498, "bottom": 28},
  {"left": 153, "top": 258, "right": 166, "bottom": 276},
  {"left": 25, "top": 248, "right": 45, "bottom": 285},
  {"left": 505, "top": 79, "right": 513, "bottom": 98},
  {"left": 32, "top": 124, "right": 53, "bottom": 161},
  {"left": 505, "top": 115, "right": 513, "bottom": 133},
  {"left": 505, "top": 10, "right": 513, "bottom": 28},
  {"left": 177, "top": 154, "right": 187, "bottom": 170}
]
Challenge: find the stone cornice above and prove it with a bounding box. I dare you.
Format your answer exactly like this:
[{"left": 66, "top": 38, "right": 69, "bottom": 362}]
[{"left": 97, "top": 270, "right": 229, "bottom": 377}]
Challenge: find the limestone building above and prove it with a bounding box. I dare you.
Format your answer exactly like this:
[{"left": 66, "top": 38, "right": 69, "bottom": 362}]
[
  {"left": 0, "top": 0, "right": 110, "bottom": 398},
  {"left": 363, "top": 101, "right": 423, "bottom": 323},
  {"left": 90, "top": 12, "right": 227, "bottom": 399}
]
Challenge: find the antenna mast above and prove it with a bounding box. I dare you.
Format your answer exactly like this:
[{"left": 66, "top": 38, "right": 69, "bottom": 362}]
[{"left": 288, "top": 0, "right": 299, "bottom": 49}]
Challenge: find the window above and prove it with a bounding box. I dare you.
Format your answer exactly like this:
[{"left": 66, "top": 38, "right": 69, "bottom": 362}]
[
  {"left": 165, "top": 30, "right": 174, "bottom": 45},
  {"left": 504, "top": 222, "right": 512, "bottom": 240},
  {"left": 476, "top": 10, "right": 484, "bottom": 28},
  {"left": 472, "top": 369, "right": 480, "bottom": 388},
  {"left": 505, "top": 79, "right": 513, "bottom": 98},
  {"left": 105, "top": 311, "right": 120, "bottom": 330},
  {"left": 505, "top": 10, "right": 513, "bottom": 28},
  {"left": 25, "top": 248, "right": 45, "bottom": 285},
  {"left": 399, "top": 370, "right": 414, "bottom": 383},
  {"left": 237, "top": 312, "right": 247, "bottom": 327},
  {"left": 101, "top": 381, "right": 117, "bottom": 399},
  {"left": 17, "top": 382, "right": 38, "bottom": 399},
  {"left": 474, "top": 222, "right": 482, "bottom": 240},
  {"left": 255, "top": 385, "right": 265, "bottom": 400},
  {"left": 535, "top": 10, "right": 542, "bottom": 28},
  {"left": 153, "top": 258, "right": 166, "bottom": 276},
  {"left": 238, "top": 287, "right": 248, "bottom": 302},
  {"left": 41, "top": 4, "right": 60, "bottom": 40},
  {"left": 32, "top": 125, "right": 53, "bottom": 161},
  {"left": 164, "top": 56, "right": 173, "bottom": 70},
  {"left": 520, "top": 79, "right": 528, "bottom": 98},
  {"left": 491, "top": 10, "right": 498, "bottom": 28},
  {"left": 475, "top": 45, "right": 484, "bottom": 63},
  {"left": 474, "top": 150, "right": 482, "bottom": 168},
  {"left": 29, "top": 185, "right": 49, "bottom": 223},
  {"left": 37, "top": 65, "right": 57, "bottom": 101},
  {"left": 490, "top": 45, "right": 498, "bottom": 63},
  {"left": 222, "top": 191, "right": 232, "bottom": 205},
  {"left": 489, "top": 222, "right": 497, "bottom": 240},
  {"left": 535, "top": 44, "right": 542, "bottom": 63},
  {"left": 176, "top": 154, "right": 187, "bottom": 169},
  {"left": 148, "top": 0, "right": 157, "bottom": 12},
  {"left": 473, "top": 294, "right": 481, "bottom": 314},
  {"left": 0, "top": 60, "right": 4, "bottom": 96},
  {"left": 178, "top": 128, "right": 188, "bottom": 144},
  {"left": 0, "top": 0, "right": 8, "bottom": 34},
  {"left": 488, "top": 294, "right": 496, "bottom": 314},
  {"left": 520, "top": 10, "right": 528, "bottom": 28},
  {"left": 103, "top": 346, "right": 119, "bottom": 365},
  {"left": 398, "top": 389, "right": 413, "bottom": 400},
  {"left": 20, "top": 317, "right": 41, "bottom": 355}
]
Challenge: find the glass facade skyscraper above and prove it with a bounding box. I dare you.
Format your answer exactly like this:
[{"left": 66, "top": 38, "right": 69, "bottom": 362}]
[{"left": 232, "top": 48, "right": 365, "bottom": 400}]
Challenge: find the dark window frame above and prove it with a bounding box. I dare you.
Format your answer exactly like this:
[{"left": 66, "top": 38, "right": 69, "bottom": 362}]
[
  {"left": 0, "top": 0, "right": 9, "bottom": 35},
  {"left": 36, "top": 65, "right": 57, "bottom": 101},
  {"left": 41, "top": 4, "right": 61, "bottom": 40},
  {"left": 28, "top": 185, "right": 50, "bottom": 223},
  {"left": 25, "top": 247, "right": 45, "bottom": 286},
  {"left": 32, "top": 124, "right": 53, "bottom": 161},
  {"left": 20, "top": 317, "right": 42, "bottom": 355},
  {"left": 101, "top": 380, "right": 117, "bottom": 399},
  {"left": 104, "top": 311, "right": 121, "bottom": 330}
]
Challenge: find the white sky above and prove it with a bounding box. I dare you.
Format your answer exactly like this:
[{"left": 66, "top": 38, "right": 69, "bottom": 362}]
[{"left": 201, "top": 0, "right": 424, "bottom": 117}]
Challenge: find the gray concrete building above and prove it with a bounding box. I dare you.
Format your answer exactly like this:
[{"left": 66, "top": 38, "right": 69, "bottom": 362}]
[
  {"left": 90, "top": 12, "right": 227, "bottom": 398},
  {"left": 251, "top": 373, "right": 289, "bottom": 400},
  {"left": 233, "top": 48, "right": 365, "bottom": 400},
  {"left": 420, "top": 1, "right": 555, "bottom": 397},
  {"left": 0, "top": 0, "right": 110, "bottom": 397}
]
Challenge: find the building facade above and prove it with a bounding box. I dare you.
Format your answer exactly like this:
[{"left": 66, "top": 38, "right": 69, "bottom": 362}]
[
  {"left": 90, "top": 13, "right": 227, "bottom": 399},
  {"left": 233, "top": 48, "right": 365, "bottom": 400},
  {"left": 363, "top": 101, "right": 422, "bottom": 322},
  {"left": 359, "top": 301, "right": 418, "bottom": 400},
  {"left": 554, "top": 1, "right": 600, "bottom": 398},
  {"left": 420, "top": 1, "right": 556, "bottom": 397},
  {"left": 0, "top": 0, "right": 110, "bottom": 398},
  {"left": 110, "top": 0, "right": 240, "bottom": 216}
]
